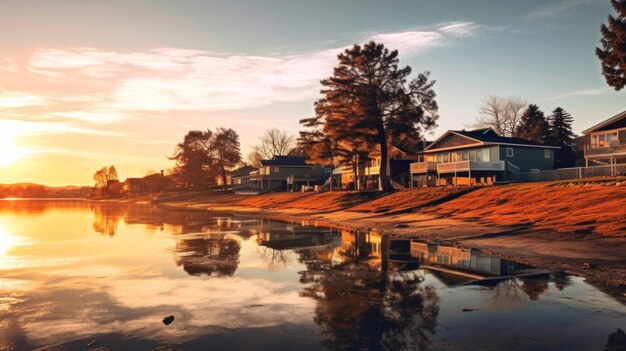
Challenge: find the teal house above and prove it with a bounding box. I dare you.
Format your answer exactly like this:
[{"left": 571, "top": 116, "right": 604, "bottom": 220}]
[{"left": 409, "top": 128, "right": 559, "bottom": 187}]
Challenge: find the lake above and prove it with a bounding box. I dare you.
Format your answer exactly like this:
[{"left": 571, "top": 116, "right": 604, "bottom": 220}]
[{"left": 0, "top": 200, "right": 624, "bottom": 351}]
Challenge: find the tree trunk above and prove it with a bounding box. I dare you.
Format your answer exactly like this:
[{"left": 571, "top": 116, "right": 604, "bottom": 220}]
[
  {"left": 377, "top": 125, "right": 393, "bottom": 192},
  {"left": 353, "top": 155, "right": 359, "bottom": 191},
  {"left": 221, "top": 167, "right": 228, "bottom": 191}
]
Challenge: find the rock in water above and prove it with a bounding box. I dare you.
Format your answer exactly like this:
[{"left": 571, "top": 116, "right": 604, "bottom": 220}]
[
  {"left": 162, "top": 315, "right": 175, "bottom": 325},
  {"left": 462, "top": 307, "right": 478, "bottom": 312}
]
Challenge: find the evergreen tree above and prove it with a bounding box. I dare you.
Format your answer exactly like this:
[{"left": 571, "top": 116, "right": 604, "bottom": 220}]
[
  {"left": 596, "top": 0, "right": 626, "bottom": 90},
  {"left": 548, "top": 107, "right": 575, "bottom": 146},
  {"left": 515, "top": 104, "right": 551, "bottom": 143},
  {"left": 212, "top": 128, "right": 242, "bottom": 190},
  {"left": 169, "top": 130, "right": 213, "bottom": 189},
  {"left": 548, "top": 107, "right": 577, "bottom": 167},
  {"left": 314, "top": 41, "right": 439, "bottom": 192}
]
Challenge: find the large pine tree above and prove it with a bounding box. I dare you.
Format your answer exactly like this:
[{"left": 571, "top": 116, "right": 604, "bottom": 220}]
[
  {"left": 596, "top": 0, "right": 626, "bottom": 91},
  {"left": 515, "top": 104, "right": 551, "bottom": 143},
  {"left": 548, "top": 107, "right": 577, "bottom": 167},
  {"left": 548, "top": 107, "right": 575, "bottom": 146},
  {"left": 314, "top": 41, "right": 439, "bottom": 192}
]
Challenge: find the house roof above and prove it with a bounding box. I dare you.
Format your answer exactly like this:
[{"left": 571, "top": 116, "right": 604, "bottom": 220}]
[
  {"left": 124, "top": 178, "right": 144, "bottom": 185},
  {"left": 231, "top": 165, "right": 256, "bottom": 178},
  {"left": 425, "top": 128, "right": 559, "bottom": 152},
  {"left": 260, "top": 155, "right": 309, "bottom": 166},
  {"left": 582, "top": 110, "right": 626, "bottom": 134}
]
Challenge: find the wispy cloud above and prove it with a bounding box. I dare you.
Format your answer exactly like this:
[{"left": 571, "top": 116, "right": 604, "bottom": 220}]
[
  {"left": 526, "top": 0, "right": 597, "bottom": 19},
  {"left": 0, "top": 118, "right": 127, "bottom": 137},
  {"left": 0, "top": 57, "right": 17, "bottom": 73},
  {"left": 0, "top": 93, "right": 46, "bottom": 108},
  {"left": 541, "top": 87, "right": 614, "bottom": 101},
  {"left": 21, "top": 21, "right": 482, "bottom": 113}
]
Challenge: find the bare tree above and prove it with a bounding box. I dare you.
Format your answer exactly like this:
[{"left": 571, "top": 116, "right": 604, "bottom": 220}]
[
  {"left": 246, "top": 150, "right": 263, "bottom": 168},
  {"left": 475, "top": 96, "right": 527, "bottom": 137},
  {"left": 252, "top": 128, "right": 295, "bottom": 159},
  {"left": 93, "top": 165, "right": 118, "bottom": 189}
]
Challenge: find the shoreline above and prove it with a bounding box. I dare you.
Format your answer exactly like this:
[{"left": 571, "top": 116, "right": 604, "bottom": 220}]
[{"left": 148, "top": 183, "right": 626, "bottom": 298}]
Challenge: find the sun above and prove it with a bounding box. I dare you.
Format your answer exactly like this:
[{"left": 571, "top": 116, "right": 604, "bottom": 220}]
[{"left": 0, "top": 131, "right": 28, "bottom": 167}]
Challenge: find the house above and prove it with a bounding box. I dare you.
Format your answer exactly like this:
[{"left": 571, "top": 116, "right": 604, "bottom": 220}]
[
  {"left": 123, "top": 178, "right": 145, "bottom": 193},
  {"left": 409, "top": 128, "right": 559, "bottom": 187},
  {"left": 332, "top": 144, "right": 424, "bottom": 190},
  {"left": 582, "top": 110, "right": 626, "bottom": 167},
  {"left": 233, "top": 156, "right": 331, "bottom": 193},
  {"left": 219, "top": 165, "right": 255, "bottom": 189}
]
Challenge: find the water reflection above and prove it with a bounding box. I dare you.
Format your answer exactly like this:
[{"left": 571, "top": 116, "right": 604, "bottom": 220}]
[
  {"left": 0, "top": 200, "right": 624, "bottom": 351},
  {"left": 174, "top": 234, "right": 241, "bottom": 277}
]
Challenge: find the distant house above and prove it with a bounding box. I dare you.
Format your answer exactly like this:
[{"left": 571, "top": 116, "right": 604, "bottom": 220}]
[
  {"left": 582, "top": 110, "right": 626, "bottom": 167},
  {"left": 123, "top": 178, "right": 145, "bottom": 193},
  {"left": 228, "top": 165, "right": 256, "bottom": 190},
  {"left": 332, "top": 144, "right": 424, "bottom": 190},
  {"left": 409, "top": 128, "right": 559, "bottom": 187},
  {"left": 142, "top": 171, "right": 169, "bottom": 193},
  {"left": 233, "top": 156, "right": 330, "bottom": 193},
  {"left": 106, "top": 179, "right": 123, "bottom": 196}
]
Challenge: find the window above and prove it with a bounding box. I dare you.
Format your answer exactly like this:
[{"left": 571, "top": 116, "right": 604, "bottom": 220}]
[
  {"left": 506, "top": 147, "right": 514, "bottom": 157},
  {"left": 480, "top": 150, "right": 487, "bottom": 162},
  {"left": 544, "top": 149, "right": 550, "bottom": 158},
  {"left": 469, "top": 149, "right": 477, "bottom": 161},
  {"left": 592, "top": 131, "right": 619, "bottom": 148},
  {"left": 273, "top": 166, "right": 280, "bottom": 173}
]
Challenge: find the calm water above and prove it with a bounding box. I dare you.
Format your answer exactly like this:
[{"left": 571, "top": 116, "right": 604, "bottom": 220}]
[{"left": 0, "top": 200, "right": 624, "bottom": 351}]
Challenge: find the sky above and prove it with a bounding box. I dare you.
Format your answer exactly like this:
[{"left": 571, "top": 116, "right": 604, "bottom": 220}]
[{"left": 0, "top": 0, "right": 624, "bottom": 186}]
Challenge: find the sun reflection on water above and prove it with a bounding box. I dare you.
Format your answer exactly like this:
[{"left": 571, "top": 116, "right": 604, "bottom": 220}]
[{"left": 0, "top": 221, "right": 22, "bottom": 257}]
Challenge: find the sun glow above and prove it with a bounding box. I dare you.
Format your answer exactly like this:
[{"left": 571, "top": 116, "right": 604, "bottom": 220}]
[
  {"left": 0, "top": 223, "right": 19, "bottom": 256},
  {"left": 0, "top": 131, "right": 28, "bottom": 167}
]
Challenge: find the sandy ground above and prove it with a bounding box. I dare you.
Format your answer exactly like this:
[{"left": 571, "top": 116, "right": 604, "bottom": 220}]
[{"left": 153, "top": 180, "right": 626, "bottom": 292}]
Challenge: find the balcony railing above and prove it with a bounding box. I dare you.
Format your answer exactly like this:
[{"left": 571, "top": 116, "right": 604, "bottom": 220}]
[
  {"left": 410, "top": 162, "right": 437, "bottom": 173},
  {"left": 364, "top": 166, "right": 380, "bottom": 176},
  {"left": 437, "top": 160, "right": 505, "bottom": 173},
  {"left": 584, "top": 142, "right": 626, "bottom": 156}
]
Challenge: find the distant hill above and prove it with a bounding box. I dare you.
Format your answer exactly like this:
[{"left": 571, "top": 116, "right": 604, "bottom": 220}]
[{"left": 0, "top": 183, "right": 91, "bottom": 199}]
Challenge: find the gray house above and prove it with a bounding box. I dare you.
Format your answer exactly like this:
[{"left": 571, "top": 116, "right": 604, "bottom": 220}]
[
  {"left": 232, "top": 156, "right": 331, "bottom": 193},
  {"left": 410, "top": 128, "right": 559, "bottom": 187},
  {"left": 582, "top": 110, "right": 626, "bottom": 167}
]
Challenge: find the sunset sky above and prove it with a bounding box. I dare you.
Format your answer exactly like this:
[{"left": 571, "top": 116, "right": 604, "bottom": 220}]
[{"left": 0, "top": 0, "right": 624, "bottom": 186}]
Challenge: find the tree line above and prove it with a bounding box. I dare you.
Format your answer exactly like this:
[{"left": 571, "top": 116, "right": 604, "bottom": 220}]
[
  {"left": 94, "top": 0, "right": 624, "bottom": 194},
  {"left": 475, "top": 96, "right": 577, "bottom": 167}
]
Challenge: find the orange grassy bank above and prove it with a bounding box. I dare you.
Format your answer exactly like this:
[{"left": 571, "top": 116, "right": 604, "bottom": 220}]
[{"left": 161, "top": 180, "right": 626, "bottom": 237}]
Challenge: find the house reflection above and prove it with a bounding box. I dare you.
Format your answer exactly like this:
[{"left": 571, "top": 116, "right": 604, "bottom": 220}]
[
  {"left": 409, "top": 241, "right": 532, "bottom": 277},
  {"left": 173, "top": 234, "right": 241, "bottom": 277},
  {"left": 255, "top": 219, "right": 341, "bottom": 250}
]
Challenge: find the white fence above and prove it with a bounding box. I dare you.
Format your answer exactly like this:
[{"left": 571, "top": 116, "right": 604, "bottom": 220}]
[{"left": 513, "top": 164, "right": 626, "bottom": 183}]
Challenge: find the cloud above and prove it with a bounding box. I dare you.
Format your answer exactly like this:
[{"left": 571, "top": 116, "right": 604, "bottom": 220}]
[
  {"left": 541, "top": 87, "right": 614, "bottom": 100},
  {"left": 0, "top": 93, "right": 46, "bottom": 108},
  {"left": 0, "top": 57, "right": 17, "bottom": 73},
  {"left": 48, "top": 110, "right": 131, "bottom": 124},
  {"left": 526, "top": 0, "right": 597, "bottom": 19},
  {"left": 0, "top": 118, "right": 126, "bottom": 137},
  {"left": 23, "top": 22, "right": 481, "bottom": 113}
]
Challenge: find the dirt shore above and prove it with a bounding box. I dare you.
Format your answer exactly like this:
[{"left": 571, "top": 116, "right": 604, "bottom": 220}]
[{"left": 153, "top": 179, "right": 626, "bottom": 295}]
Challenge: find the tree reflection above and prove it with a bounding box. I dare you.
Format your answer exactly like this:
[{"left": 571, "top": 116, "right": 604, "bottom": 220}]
[
  {"left": 92, "top": 205, "right": 125, "bottom": 237},
  {"left": 604, "top": 329, "right": 626, "bottom": 351},
  {"left": 174, "top": 235, "right": 241, "bottom": 277},
  {"left": 299, "top": 251, "right": 439, "bottom": 350},
  {"left": 519, "top": 277, "right": 550, "bottom": 300},
  {"left": 257, "top": 246, "right": 293, "bottom": 271}
]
